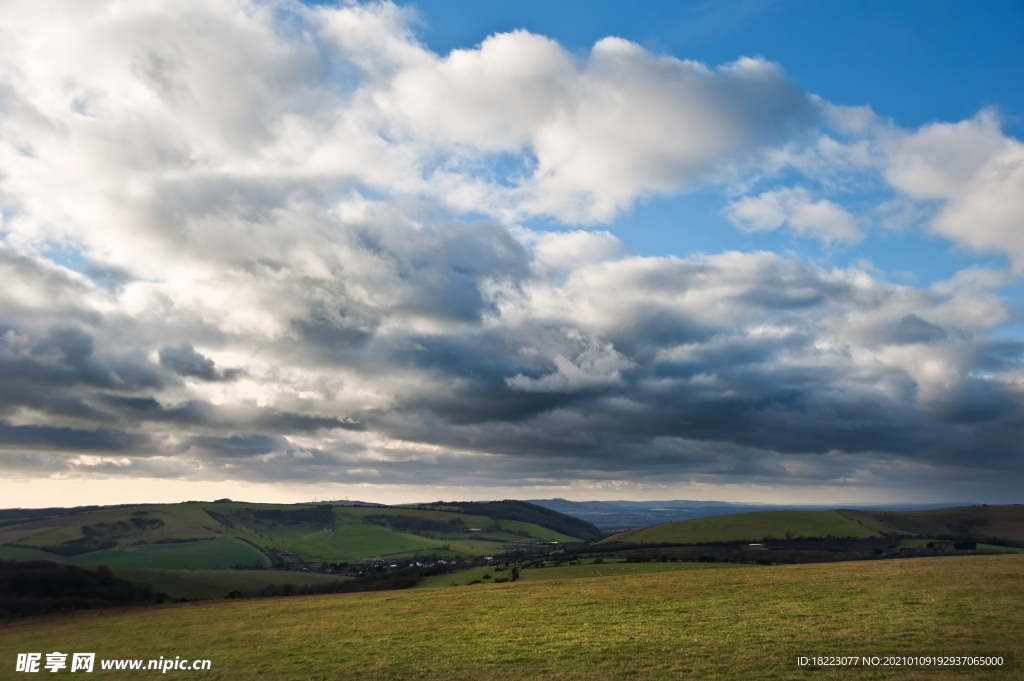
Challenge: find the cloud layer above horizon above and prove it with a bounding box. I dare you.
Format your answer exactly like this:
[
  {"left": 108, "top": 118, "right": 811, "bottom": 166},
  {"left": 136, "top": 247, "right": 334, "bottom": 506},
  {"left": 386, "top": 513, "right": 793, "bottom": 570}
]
[{"left": 0, "top": 0, "right": 1022, "bottom": 502}]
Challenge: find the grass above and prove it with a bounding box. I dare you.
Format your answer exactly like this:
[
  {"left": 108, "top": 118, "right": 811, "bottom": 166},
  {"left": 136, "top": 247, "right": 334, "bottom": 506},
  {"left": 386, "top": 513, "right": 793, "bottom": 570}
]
[
  {"left": 900, "top": 538, "right": 1024, "bottom": 554},
  {"left": 16, "top": 506, "right": 149, "bottom": 546},
  {"left": 258, "top": 526, "right": 340, "bottom": 563},
  {"left": 4, "top": 499, "right": 589, "bottom": 569},
  {"left": 330, "top": 522, "right": 442, "bottom": 558},
  {"left": 417, "top": 560, "right": 755, "bottom": 588},
  {"left": 107, "top": 568, "right": 351, "bottom": 599},
  {"left": 496, "top": 520, "right": 581, "bottom": 542},
  {"left": 609, "top": 509, "right": 881, "bottom": 544},
  {"left": 64, "top": 538, "right": 269, "bottom": 570},
  {"left": 147, "top": 505, "right": 224, "bottom": 540},
  {"left": 848, "top": 505, "right": 1024, "bottom": 542},
  {"left": 0, "top": 546, "right": 64, "bottom": 562},
  {"left": 334, "top": 506, "right": 497, "bottom": 529},
  {"left": 14, "top": 504, "right": 224, "bottom": 548},
  {"left": 328, "top": 521, "right": 534, "bottom": 560},
  {"left": 977, "top": 543, "right": 1024, "bottom": 554},
  {"left": 1, "top": 554, "right": 1020, "bottom": 679}
]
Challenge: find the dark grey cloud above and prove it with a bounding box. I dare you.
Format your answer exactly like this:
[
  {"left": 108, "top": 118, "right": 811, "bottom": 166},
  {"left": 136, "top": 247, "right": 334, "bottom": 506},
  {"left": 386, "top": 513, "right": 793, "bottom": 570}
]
[
  {"left": 159, "top": 343, "right": 242, "bottom": 381},
  {"left": 0, "top": 421, "right": 149, "bottom": 452},
  {"left": 0, "top": 324, "right": 164, "bottom": 392},
  {"left": 189, "top": 433, "right": 287, "bottom": 458}
]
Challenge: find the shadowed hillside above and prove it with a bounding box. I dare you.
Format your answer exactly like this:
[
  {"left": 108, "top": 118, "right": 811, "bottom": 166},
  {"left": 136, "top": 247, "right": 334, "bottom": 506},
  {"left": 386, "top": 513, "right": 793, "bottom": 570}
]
[
  {"left": 441, "top": 501, "right": 602, "bottom": 542},
  {"left": 603, "top": 505, "right": 1024, "bottom": 546},
  {"left": 843, "top": 505, "right": 1024, "bottom": 543}
]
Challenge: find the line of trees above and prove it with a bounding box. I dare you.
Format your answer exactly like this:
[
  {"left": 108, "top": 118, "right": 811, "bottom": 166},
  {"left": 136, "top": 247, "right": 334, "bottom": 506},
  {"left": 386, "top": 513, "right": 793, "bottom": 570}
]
[{"left": 0, "top": 561, "right": 162, "bottom": 619}]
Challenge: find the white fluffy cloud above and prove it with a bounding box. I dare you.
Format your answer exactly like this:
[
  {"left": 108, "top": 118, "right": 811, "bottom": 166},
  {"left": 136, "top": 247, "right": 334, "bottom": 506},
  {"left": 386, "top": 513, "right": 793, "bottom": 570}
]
[
  {"left": 886, "top": 111, "right": 1024, "bottom": 267},
  {"left": 724, "top": 187, "right": 859, "bottom": 242}
]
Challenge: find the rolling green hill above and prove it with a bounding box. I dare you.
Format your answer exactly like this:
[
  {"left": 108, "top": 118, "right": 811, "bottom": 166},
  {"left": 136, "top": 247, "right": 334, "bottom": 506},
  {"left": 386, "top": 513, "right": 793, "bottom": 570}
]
[
  {"left": 107, "top": 568, "right": 352, "bottom": 600},
  {"left": 604, "top": 509, "right": 881, "bottom": 545},
  {"left": 0, "top": 499, "right": 595, "bottom": 570},
  {"left": 602, "top": 504, "right": 1024, "bottom": 546}
]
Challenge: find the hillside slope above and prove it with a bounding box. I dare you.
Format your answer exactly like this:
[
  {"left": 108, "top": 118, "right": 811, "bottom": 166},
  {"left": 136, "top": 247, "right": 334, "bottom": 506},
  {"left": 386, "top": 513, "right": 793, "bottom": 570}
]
[
  {"left": 602, "top": 505, "right": 1024, "bottom": 546},
  {"left": 843, "top": 505, "right": 1024, "bottom": 542},
  {"left": 441, "top": 500, "right": 602, "bottom": 541},
  {"left": 0, "top": 499, "right": 592, "bottom": 569},
  {"left": 604, "top": 510, "right": 886, "bottom": 544}
]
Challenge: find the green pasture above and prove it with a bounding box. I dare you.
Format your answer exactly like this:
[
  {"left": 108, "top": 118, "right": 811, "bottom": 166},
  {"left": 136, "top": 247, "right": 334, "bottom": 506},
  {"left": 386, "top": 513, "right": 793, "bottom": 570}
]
[
  {"left": 64, "top": 538, "right": 268, "bottom": 570},
  {"left": 257, "top": 526, "right": 339, "bottom": 562},
  {"left": 0, "top": 546, "right": 63, "bottom": 562},
  {"left": 12, "top": 504, "right": 223, "bottom": 548},
  {"left": 14, "top": 505, "right": 150, "bottom": 547},
  {"left": 328, "top": 522, "right": 529, "bottom": 559},
  {"left": 417, "top": 559, "right": 755, "bottom": 588},
  {"left": 334, "top": 506, "right": 497, "bottom": 529},
  {"left": 977, "top": 543, "right": 1024, "bottom": 553},
  {"left": 149, "top": 505, "right": 223, "bottom": 540},
  {"left": 899, "top": 538, "right": 1024, "bottom": 553},
  {"left": 331, "top": 522, "right": 440, "bottom": 558},
  {"left": 108, "top": 568, "right": 350, "bottom": 599},
  {"left": 496, "top": 520, "right": 581, "bottom": 542},
  {"left": 1, "top": 554, "right": 1020, "bottom": 679},
  {"left": 611, "top": 509, "right": 880, "bottom": 544},
  {"left": 417, "top": 536, "right": 518, "bottom": 556}
]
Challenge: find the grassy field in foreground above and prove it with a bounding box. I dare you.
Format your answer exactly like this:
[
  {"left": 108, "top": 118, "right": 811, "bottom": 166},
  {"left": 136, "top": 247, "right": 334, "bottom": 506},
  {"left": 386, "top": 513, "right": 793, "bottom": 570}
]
[
  {"left": 108, "top": 568, "right": 352, "bottom": 599},
  {"left": 2, "top": 554, "right": 1021, "bottom": 680}
]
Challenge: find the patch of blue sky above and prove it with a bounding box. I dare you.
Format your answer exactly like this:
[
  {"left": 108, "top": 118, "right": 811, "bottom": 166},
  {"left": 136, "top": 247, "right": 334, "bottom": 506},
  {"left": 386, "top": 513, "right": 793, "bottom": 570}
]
[
  {"left": 37, "top": 240, "right": 89, "bottom": 272},
  {"left": 832, "top": 231, "right": 1011, "bottom": 289},
  {"left": 38, "top": 240, "right": 131, "bottom": 292},
  {"left": 479, "top": 150, "right": 536, "bottom": 189},
  {"left": 989, "top": 279, "right": 1024, "bottom": 342},
  {"left": 597, "top": 188, "right": 776, "bottom": 259},
  {"left": 422, "top": 149, "right": 535, "bottom": 190},
  {"left": 578, "top": 188, "right": 1012, "bottom": 292}
]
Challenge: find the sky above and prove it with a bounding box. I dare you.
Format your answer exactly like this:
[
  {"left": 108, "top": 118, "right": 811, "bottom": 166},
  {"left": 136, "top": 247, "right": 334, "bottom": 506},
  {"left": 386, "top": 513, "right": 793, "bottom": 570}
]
[{"left": 0, "top": 0, "right": 1022, "bottom": 507}]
